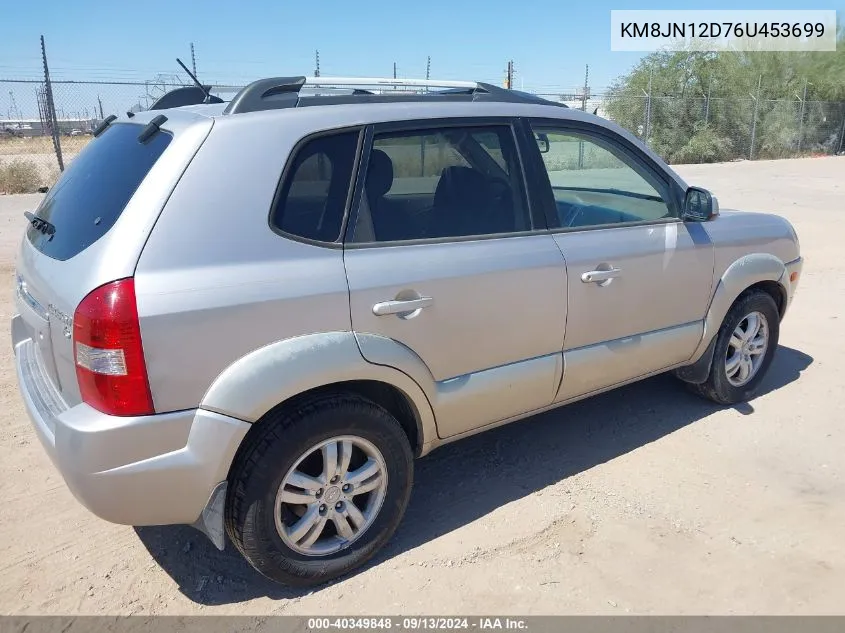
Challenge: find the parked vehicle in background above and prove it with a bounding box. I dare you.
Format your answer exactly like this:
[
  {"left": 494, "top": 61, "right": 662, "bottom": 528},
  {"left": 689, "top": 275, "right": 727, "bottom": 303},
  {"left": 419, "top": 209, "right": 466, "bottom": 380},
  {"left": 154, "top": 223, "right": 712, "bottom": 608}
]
[{"left": 12, "top": 75, "right": 802, "bottom": 587}]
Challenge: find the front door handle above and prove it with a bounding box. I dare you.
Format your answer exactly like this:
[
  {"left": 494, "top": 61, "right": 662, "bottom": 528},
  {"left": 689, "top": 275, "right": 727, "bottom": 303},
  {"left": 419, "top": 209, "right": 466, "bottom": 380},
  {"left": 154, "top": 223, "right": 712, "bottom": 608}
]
[
  {"left": 581, "top": 268, "right": 622, "bottom": 284},
  {"left": 372, "top": 296, "right": 433, "bottom": 316}
]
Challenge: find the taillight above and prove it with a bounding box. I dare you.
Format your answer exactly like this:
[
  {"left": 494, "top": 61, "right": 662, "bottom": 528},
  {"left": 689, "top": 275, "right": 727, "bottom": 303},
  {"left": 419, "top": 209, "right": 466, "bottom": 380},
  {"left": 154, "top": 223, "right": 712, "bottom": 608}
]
[{"left": 73, "top": 278, "right": 153, "bottom": 416}]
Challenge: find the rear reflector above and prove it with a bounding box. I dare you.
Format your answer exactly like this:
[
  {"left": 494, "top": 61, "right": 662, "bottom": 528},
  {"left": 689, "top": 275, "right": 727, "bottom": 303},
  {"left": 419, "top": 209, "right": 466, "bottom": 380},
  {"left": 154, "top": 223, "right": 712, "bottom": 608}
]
[{"left": 73, "top": 278, "right": 154, "bottom": 416}]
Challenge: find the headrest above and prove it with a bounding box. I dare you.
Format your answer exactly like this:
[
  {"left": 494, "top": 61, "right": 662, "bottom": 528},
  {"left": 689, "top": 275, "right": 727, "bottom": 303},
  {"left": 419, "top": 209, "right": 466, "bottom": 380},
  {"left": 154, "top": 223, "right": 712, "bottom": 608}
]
[
  {"left": 367, "top": 149, "right": 394, "bottom": 197},
  {"left": 434, "top": 166, "right": 491, "bottom": 208}
]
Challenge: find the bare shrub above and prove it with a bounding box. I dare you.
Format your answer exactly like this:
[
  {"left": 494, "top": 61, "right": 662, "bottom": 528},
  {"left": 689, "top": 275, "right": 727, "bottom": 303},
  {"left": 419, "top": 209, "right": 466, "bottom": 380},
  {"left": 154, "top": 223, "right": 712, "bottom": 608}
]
[{"left": 0, "top": 159, "right": 42, "bottom": 194}]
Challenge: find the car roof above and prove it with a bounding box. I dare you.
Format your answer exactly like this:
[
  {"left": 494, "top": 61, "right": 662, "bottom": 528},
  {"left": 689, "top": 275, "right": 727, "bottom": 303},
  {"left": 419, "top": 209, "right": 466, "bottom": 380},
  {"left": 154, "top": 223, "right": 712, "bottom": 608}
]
[{"left": 119, "top": 95, "right": 687, "bottom": 193}]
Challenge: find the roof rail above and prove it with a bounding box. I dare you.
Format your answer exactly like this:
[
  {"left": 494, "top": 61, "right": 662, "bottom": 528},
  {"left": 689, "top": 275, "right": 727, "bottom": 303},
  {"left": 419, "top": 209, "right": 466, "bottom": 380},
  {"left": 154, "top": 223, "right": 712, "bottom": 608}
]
[{"left": 222, "top": 75, "right": 564, "bottom": 115}]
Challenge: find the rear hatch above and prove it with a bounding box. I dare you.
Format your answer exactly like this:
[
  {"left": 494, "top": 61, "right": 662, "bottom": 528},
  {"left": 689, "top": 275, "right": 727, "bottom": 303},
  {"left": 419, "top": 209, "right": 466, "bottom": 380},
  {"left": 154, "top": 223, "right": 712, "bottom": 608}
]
[{"left": 14, "top": 110, "right": 213, "bottom": 407}]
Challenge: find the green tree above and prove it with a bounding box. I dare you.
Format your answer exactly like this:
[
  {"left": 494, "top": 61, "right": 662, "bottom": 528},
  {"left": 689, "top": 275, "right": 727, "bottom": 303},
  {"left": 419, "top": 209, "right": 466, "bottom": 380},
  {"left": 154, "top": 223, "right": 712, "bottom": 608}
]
[{"left": 605, "top": 28, "right": 845, "bottom": 163}]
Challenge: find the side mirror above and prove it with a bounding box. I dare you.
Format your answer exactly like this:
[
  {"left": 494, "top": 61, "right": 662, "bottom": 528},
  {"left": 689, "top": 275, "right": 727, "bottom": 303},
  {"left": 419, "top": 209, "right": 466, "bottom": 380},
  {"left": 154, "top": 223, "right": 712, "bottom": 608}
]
[
  {"left": 535, "top": 133, "right": 550, "bottom": 153},
  {"left": 683, "top": 186, "right": 719, "bottom": 222}
]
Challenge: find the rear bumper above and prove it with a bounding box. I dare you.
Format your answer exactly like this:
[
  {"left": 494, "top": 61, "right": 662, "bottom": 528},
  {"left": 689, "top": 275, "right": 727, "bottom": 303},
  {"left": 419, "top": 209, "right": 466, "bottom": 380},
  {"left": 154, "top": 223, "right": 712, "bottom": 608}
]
[{"left": 13, "top": 319, "right": 250, "bottom": 526}]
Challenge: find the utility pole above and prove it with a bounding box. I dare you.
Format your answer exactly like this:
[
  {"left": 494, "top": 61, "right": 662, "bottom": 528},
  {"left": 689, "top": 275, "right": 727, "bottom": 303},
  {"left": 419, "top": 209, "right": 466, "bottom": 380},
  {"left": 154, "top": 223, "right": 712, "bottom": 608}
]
[
  {"left": 315, "top": 50, "right": 321, "bottom": 77},
  {"left": 704, "top": 78, "right": 712, "bottom": 124},
  {"left": 393, "top": 62, "right": 397, "bottom": 79},
  {"left": 97, "top": 95, "right": 104, "bottom": 120},
  {"left": 190, "top": 42, "right": 197, "bottom": 78},
  {"left": 581, "top": 64, "right": 589, "bottom": 112},
  {"left": 644, "top": 66, "right": 654, "bottom": 144},
  {"left": 40, "top": 35, "right": 63, "bottom": 171}
]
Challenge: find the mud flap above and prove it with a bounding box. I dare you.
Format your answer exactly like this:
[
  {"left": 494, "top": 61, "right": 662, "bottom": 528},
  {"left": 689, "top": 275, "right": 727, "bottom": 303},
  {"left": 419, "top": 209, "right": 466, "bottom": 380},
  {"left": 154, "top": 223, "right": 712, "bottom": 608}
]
[{"left": 190, "top": 481, "right": 227, "bottom": 550}]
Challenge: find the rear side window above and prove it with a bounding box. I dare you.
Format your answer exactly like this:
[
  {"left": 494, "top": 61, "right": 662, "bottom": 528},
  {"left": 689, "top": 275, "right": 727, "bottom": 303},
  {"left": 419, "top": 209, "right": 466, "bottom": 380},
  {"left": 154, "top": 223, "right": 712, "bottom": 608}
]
[
  {"left": 270, "top": 130, "right": 359, "bottom": 243},
  {"left": 27, "top": 123, "right": 172, "bottom": 261}
]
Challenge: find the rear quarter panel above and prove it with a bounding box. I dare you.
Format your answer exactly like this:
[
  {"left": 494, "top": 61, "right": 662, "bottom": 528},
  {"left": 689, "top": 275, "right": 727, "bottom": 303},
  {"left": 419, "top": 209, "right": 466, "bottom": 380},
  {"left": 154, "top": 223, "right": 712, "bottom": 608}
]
[{"left": 133, "top": 112, "right": 352, "bottom": 414}]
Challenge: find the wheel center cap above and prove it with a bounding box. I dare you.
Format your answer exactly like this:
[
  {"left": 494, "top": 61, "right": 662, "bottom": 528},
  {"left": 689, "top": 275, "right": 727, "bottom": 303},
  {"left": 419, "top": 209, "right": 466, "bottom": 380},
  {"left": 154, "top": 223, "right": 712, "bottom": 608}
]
[{"left": 324, "top": 486, "right": 341, "bottom": 504}]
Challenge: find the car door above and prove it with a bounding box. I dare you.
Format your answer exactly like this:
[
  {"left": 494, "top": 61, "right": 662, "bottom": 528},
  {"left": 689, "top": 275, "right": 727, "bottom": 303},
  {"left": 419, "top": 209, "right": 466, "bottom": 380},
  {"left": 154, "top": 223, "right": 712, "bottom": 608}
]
[
  {"left": 344, "top": 119, "right": 568, "bottom": 439},
  {"left": 526, "top": 120, "right": 715, "bottom": 402}
]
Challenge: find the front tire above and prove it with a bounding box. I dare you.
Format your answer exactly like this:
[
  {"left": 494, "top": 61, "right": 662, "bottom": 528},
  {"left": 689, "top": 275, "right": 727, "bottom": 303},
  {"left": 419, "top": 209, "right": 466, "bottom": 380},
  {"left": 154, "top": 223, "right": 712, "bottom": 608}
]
[
  {"left": 690, "top": 290, "right": 780, "bottom": 405},
  {"left": 225, "top": 392, "right": 414, "bottom": 587}
]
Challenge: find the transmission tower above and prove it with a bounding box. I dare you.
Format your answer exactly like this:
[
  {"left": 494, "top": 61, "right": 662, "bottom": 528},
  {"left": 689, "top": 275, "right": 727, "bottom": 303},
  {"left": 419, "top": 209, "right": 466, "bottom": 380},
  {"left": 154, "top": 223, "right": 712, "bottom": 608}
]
[
  {"left": 315, "top": 50, "right": 321, "bottom": 77},
  {"left": 8, "top": 91, "right": 21, "bottom": 120}
]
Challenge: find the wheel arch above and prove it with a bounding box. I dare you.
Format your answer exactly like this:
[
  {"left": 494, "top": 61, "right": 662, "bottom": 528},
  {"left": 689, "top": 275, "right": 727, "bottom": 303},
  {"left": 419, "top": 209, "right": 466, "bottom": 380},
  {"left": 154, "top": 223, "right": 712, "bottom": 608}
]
[
  {"left": 200, "top": 331, "right": 437, "bottom": 457},
  {"left": 679, "top": 253, "right": 788, "bottom": 382}
]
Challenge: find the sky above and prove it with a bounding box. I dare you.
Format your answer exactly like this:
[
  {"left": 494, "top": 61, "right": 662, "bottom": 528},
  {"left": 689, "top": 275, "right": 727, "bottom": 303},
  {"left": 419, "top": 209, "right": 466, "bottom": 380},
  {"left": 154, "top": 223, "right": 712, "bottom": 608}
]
[{"left": 1, "top": 0, "right": 842, "bottom": 102}]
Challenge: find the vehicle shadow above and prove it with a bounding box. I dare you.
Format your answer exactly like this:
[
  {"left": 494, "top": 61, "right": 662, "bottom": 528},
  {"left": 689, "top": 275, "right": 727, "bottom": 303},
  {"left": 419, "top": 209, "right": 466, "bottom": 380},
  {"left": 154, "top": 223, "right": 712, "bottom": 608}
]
[{"left": 135, "top": 344, "right": 812, "bottom": 605}]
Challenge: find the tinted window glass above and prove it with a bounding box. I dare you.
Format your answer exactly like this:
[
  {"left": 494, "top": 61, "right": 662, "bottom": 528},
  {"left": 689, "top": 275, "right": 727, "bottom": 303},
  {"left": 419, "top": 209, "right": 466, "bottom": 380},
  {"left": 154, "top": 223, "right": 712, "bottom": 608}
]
[
  {"left": 532, "top": 128, "right": 673, "bottom": 228},
  {"left": 353, "top": 126, "right": 530, "bottom": 243},
  {"left": 271, "top": 131, "right": 359, "bottom": 242},
  {"left": 26, "top": 123, "right": 172, "bottom": 261}
]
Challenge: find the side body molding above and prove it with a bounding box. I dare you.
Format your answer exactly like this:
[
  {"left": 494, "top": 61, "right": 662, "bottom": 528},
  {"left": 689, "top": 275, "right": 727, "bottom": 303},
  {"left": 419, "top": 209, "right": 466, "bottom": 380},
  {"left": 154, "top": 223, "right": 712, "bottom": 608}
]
[
  {"left": 200, "top": 331, "right": 437, "bottom": 449},
  {"left": 689, "top": 253, "right": 787, "bottom": 363}
]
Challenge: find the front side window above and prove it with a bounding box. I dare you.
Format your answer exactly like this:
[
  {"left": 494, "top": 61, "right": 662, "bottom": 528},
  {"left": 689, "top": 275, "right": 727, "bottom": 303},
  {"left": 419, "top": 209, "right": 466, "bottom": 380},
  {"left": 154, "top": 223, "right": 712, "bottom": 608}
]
[
  {"left": 352, "top": 125, "right": 530, "bottom": 243},
  {"left": 270, "top": 130, "right": 359, "bottom": 242},
  {"left": 532, "top": 127, "right": 674, "bottom": 229}
]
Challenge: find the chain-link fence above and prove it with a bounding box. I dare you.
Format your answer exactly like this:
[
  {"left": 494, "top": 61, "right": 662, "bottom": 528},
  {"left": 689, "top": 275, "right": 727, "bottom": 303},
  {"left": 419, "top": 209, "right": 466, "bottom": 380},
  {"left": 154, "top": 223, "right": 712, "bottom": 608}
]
[
  {"left": 604, "top": 93, "right": 845, "bottom": 164},
  {"left": 2, "top": 77, "right": 844, "bottom": 193}
]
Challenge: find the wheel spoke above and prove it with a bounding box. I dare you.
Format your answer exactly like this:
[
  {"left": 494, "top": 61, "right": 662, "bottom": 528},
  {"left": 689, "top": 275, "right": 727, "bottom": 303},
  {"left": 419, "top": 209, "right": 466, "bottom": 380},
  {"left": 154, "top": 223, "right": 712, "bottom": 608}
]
[
  {"left": 338, "top": 440, "right": 353, "bottom": 479},
  {"left": 743, "top": 314, "right": 760, "bottom": 342},
  {"left": 738, "top": 357, "right": 753, "bottom": 383},
  {"left": 332, "top": 513, "right": 355, "bottom": 540},
  {"left": 286, "top": 504, "right": 321, "bottom": 543},
  {"left": 351, "top": 473, "right": 383, "bottom": 496},
  {"left": 748, "top": 344, "right": 766, "bottom": 356},
  {"left": 322, "top": 441, "right": 339, "bottom": 483},
  {"left": 344, "top": 502, "right": 367, "bottom": 530},
  {"left": 287, "top": 470, "right": 323, "bottom": 492},
  {"left": 729, "top": 333, "right": 744, "bottom": 351},
  {"left": 346, "top": 458, "right": 380, "bottom": 486},
  {"left": 280, "top": 488, "right": 315, "bottom": 505},
  {"left": 299, "top": 514, "right": 328, "bottom": 548},
  {"left": 725, "top": 354, "right": 741, "bottom": 375}
]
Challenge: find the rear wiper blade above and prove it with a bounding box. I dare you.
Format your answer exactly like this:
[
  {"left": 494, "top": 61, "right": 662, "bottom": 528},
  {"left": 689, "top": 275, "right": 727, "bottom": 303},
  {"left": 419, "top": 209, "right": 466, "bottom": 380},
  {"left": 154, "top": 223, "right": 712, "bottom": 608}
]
[{"left": 24, "top": 211, "right": 56, "bottom": 237}]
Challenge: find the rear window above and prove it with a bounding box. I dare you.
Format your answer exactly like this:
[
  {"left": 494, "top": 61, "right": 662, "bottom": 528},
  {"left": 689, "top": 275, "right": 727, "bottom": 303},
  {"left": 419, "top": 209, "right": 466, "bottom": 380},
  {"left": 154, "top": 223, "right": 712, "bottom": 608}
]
[{"left": 27, "top": 122, "right": 172, "bottom": 261}]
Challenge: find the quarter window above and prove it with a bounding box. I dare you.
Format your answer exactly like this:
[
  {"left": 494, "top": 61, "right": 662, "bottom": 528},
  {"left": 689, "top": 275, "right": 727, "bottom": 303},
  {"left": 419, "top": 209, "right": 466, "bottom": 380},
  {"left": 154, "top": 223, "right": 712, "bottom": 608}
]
[
  {"left": 270, "top": 130, "right": 359, "bottom": 242},
  {"left": 351, "top": 125, "right": 530, "bottom": 243},
  {"left": 532, "top": 127, "right": 674, "bottom": 229}
]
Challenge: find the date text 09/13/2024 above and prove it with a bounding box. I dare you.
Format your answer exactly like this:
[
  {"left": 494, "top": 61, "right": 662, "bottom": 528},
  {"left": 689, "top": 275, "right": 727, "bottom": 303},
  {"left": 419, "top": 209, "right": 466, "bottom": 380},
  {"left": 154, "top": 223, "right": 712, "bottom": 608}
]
[{"left": 307, "top": 618, "right": 528, "bottom": 630}]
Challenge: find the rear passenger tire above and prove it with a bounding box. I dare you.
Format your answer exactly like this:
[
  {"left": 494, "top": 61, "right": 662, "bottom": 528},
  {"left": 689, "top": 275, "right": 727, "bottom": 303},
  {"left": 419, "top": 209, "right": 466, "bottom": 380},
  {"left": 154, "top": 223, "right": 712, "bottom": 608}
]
[
  {"left": 689, "top": 290, "right": 780, "bottom": 405},
  {"left": 225, "top": 392, "right": 414, "bottom": 587}
]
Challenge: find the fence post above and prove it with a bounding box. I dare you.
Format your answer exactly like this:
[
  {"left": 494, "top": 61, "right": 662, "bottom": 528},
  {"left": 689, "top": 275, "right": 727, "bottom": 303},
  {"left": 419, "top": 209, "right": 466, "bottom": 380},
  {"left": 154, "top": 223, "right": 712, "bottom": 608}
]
[
  {"left": 643, "top": 67, "right": 653, "bottom": 145},
  {"left": 837, "top": 105, "right": 845, "bottom": 155},
  {"left": 40, "top": 35, "right": 64, "bottom": 172},
  {"left": 749, "top": 74, "right": 762, "bottom": 160},
  {"left": 797, "top": 78, "right": 807, "bottom": 152}
]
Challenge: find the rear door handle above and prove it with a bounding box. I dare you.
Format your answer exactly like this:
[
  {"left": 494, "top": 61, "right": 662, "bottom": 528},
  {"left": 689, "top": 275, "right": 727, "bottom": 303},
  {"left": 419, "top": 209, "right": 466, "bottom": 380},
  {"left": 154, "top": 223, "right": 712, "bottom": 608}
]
[
  {"left": 372, "top": 297, "right": 433, "bottom": 316},
  {"left": 581, "top": 268, "right": 622, "bottom": 284}
]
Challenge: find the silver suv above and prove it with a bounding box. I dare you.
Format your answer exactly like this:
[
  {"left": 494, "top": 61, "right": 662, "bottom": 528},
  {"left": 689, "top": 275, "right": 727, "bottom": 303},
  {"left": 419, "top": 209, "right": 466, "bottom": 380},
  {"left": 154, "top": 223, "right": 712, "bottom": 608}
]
[{"left": 12, "top": 76, "right": 803, "bottom": 587}]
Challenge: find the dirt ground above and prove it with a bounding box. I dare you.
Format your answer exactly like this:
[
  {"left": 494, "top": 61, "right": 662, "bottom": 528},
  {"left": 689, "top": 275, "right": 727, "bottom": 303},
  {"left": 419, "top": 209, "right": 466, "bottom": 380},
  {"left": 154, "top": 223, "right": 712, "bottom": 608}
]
[{"left": 0, "top": 156, "right": 842, "bottom": 615}]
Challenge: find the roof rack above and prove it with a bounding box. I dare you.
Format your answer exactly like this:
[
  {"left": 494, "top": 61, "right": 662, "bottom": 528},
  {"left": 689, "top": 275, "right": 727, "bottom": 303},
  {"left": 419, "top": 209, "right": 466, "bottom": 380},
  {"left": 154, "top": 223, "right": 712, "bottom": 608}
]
[
  {"left": 221, "top": 76, "right": 565, "bottom": 115},
  {"left": 148, "top": 76, "right": 566, "bottom": 114}
]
